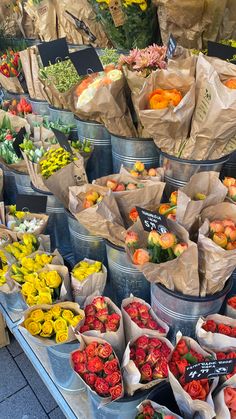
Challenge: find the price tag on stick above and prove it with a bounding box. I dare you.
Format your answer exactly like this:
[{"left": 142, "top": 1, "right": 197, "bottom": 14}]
[
  {"left": 167, "top": 34, "right": 177, "bottom": 58},
  {"left": 136, "top": 207, "right": 169, "bottom": 233},
  {"left": 185, "top": 359, "right": 236, "bottom": 383},
  {"left": 16, "top": 194, "right": 47, "bottom": 214},
  {"left": 69, "top": 47, "right": 103, "bottom": 76},
  {"left": 13, "top": 127, "right": 26, "bottom": 158},
  {"left": 38, "top": 38, "right": 69, "bottom": 67},
  {"left": 51, "top": 128, "right": 72, "bottom": 154}
]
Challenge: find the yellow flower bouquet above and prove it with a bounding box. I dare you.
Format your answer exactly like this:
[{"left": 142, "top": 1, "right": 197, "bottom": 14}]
[
  {"left": 2, "top": 233, "right": 50, "bottom": 263},
  {"left": 5, "top": 205, "right": 49, "bottom": 237},
  {"left": 19, "top": 302, "right": 84, "bottom": 345}
]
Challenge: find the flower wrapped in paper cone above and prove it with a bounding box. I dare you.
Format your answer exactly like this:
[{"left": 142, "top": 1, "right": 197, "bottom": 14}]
[
  {"left": 19, "top": 46, "right": 48, "bottom": 101},
  {"left": 214, "top": 381, "right": 236, "bottom": 419},
  {"left": 136, "top": 399, "right": 183, "bottom": 419},
  {"left": 196, "top": 314, "right": 236, "bottom": 353}
]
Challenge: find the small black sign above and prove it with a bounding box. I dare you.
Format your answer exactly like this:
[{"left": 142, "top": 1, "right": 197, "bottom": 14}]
[
  {"left": 69, "top": 47, "right": 103, "bottom": 76},
  {"left": 18, "top": 72, "right": 28, "bottom": 93},
  {"left": 136, "top": 207, "right": 169, "bottom": 233},
  {"left": 38, "top": 38, "right": 69, "bottom": 67},
  {"left": 167, "top": 34, "right": 177, "bottom": 58},
  {"left": 13, "top": 127, "right": 26, "bottom": 158},
  {"left": 16, "top": 194, "right": 47, "bottom": 214},
  {"left": 51, "top": 128, "right": 72, "bottom": 154},
  {"left": 185, "top": 359, "right": 236, "bottom": 383},
  {"left": 207, "top": 41, "right": 236, "bottom": 63}
]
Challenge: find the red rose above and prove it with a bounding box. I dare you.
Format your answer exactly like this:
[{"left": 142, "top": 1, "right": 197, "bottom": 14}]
[
  {"left": 83, "top": 373, "right": 97, "bottom": 387},
  {"left": 106, "top": 321, "right": 119, "bottom": 332},
  {"left": 109, "top": 384, "right": 123, "bottom": 400},
  {"left": 176, "top": 358, "right": 189, "bottom": 375},
  {"left": 74, "top": 362, "right": 87, "bottom": 375},
  {"left": 149, "top": 338, "right": 162, "bottom": 349},
  {"left": 135, "top": 348, "right": 146, "bottom": 365},
  {"left": 97, "top": 343, "right": 113, "bottom": 359},
  {"left": 160, "top": 342, "right": 171, "bottom": 358},
  {"left": 105, "top": 371, "right": 121, "bottom": 386},
  {"left": 202, "top": 320, "right": 217, "bottom": 333},
  {"left": 87, "top": 356, "right": 104, "bottom": 373},
  {"left": 143, "top": 403, "right": 155, "bottom": 416},
  {"left": 227, "top": 352, "right": 236, "bottom": 359},
  {"left": 169, "top": 361, "right": 179, "bottom": 376},
  {"left": 96, "top": 308, "right": 108, "bottom": 322},
  {"left": 92, "top": 296, "right": 107, "bottom": 311},
  {"left": 146, "top": 348, "right": 162, "bottom": 366},
  {"left": 176, "top": 339, "right": 189, "bottom": 355},
  {"left": 184, "top": 380, "right": 208, "bottom": 401},
  {"left": 135, "top": 336, "right": 149, "bottom": 350},
  {"left": 85, "top": 315, "right": 96, "bottom": 326},
  {"left": 85, "top": 304, "right": 96, "bottom": 317},
  {"left": 136, "top": 320, "right": 145, "bottom": 328},
  {"left": 93, "top": 319, "right": 105, "bottom": 332},
  {"left": 200, "top": 379, "right": 209, "bottom": 394},
  {"left": 138, "top": 304, "right": 149, "bottom": 315},
  {"left": 72, "top": 350, "right": 86, "bottom": 364},
  {"left": 94, "top": 377, "right": 110, "bottom": 396},
  {"left": 156, "top": 326, "right": 166, "bottom": 334},
  {"left": 216, "top": 352, "right": 227, "bottom": 360},
  {"left": 146, "top": 318, "right": 159, "bottom": 330},
  {"left": 218, "top": 324, "right": 232, "bottom": 336},
  {"left": 125, "top": 305, "right": 139, "bottom": 319},
  {"left": 140, "top": 363, "right": 153, "bottom": 382},
  {"left": 154, "top": 358, "right": 168, "bottom": 378},
  {"left": 104, "top": 359, "right": 119, "bottom": 375},
  {"left": 85, "top": 342, "right": 98, "bottom": 358},
  {"left": 107, "top": 313, "right": 120, "bottom": 325},
  {"left": 80, "top": 325, "right": 90, "bottom": 333},
  {"left": 230, "top": 327, "right": 236, "bottom": 337},
  {"left": 171, "top": 350, "right": 181, "bottom": 361}
]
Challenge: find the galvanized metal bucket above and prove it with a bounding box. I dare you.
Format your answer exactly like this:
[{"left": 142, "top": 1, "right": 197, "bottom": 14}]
[
  {"left": 65, "top": 209, "right": 107, "bottom": 266},
  {"left": 148, "top": 382, "right": 181, "bottom": 416},
  {"left": 2, "top": 88, "right": 29, "bottom": 101},
  {"left": 110, "top": 134, "right": 160, "bottom": 173},
  {"left": 14, "top": 171, "right": 36, "bottom": 195},
  {"left": 4, "top": 292, "right": 27, "bottom": 312},
  {"left": 47, "top": 342, "right": 85, "bottom": 392},
  {"left": 49, "top": 105, "right": 76, "bottom": 126},
  {"left": 105, "top": 241, "right": 150, "bottom": 306},
  {"left": 159, "top": 149, "right": 231, "bottom": 196},
  {"left": 1, "top": 166, "right": 17, "bottom": 204},
  {"left": 88, "top": 388, "right": 149, "bottom": 419},
  {"left": 75, "top": 116, "right": 113, "bottom": 182},
  {"left": 221, "top": 151, "right": 236, "bottom": 178},
  {"left": 225, "top": 270, "right": 236, "bottom": 300},
  {"left": 28, "top": 97, "right": 49, "bottom": 116},
  {"left": 151, "top": 279, "right": 232, "bottom": 343}
]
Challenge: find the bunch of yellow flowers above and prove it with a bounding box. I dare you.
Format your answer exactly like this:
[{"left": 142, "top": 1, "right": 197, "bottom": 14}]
[
  {"left": 20, "top": 270, "right": 62, "bottom": 306},
  {"left": 72, "top": 260, "right": 102, "bottom": 282},
  {"left": 24, "top": 307, "right": 84, "bottom": 343},
  {"left": 40, "top": 147, "right": 78, "bottom": 179},
  {"left": 0, "top": 251, "right": 9, "bottom": 286},
  {"left": 4, "top": 234, "right": 38, "bottom": 261},
  {"left": 10, "top": 253, "right": 53, "bottom": 284},
  {"left": 8, "top": 205, "right": 27, "bottom": 220}
]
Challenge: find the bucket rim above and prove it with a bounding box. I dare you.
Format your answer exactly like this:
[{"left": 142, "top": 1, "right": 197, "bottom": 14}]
[
  {"left": 3, "top": 89, "right": 29, "bottom": 96},
  {"left": 74, "top": 115, "right": 103, "bottom": 126},
  {"left": 110, "top": 133, "right": 153, "bottom": 142},
  {"left": 65, "top": 208, "right": 76, "bottom": 219},
  {"left": 30, "top": 182, "right": 53, "bottom": 196},
  {"left": 4, "top": 166, "right": 28, "bottom": 175},
  {"left": 154, "top": 277, "right": 232, "bottom": 302},
  {"left": 29, "top": 97, "right": 48, "bottom": 104},
  {"left": 158, "top": 147, "right": 232, "bottom": 164},
  {"left": 49, "top": 104, "right": 72, "bottom": 113},
  {"left": 105, "top": 239, "right": 125, "bottom": 252}
]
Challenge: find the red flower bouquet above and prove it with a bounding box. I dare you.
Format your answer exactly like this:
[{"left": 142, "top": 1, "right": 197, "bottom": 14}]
[
  {"left": 122, "top": 296, "right": 168, "bottom": 342},
  {"left": 136, "top": 400, "right": 182, "bottom": 419},
  {"left": 226, "top": 296, "right": 236, "bottom": 319},
  {"left": 0, "top": 50, "right": 26, "bottom": 94},
  {"left": 71, "top": 336, "right": 124, "bottom": 402},
  {"left": 122, "top": 335, "right": 173, "bottom": 395},
  {"left": 196, "top": 314, "right": 236, "bottom": 352}
]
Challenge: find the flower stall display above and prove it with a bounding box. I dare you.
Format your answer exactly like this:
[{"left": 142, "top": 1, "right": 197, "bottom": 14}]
[
  {"left": 19, "top": 302, "right": 84, "bottom": 345},
  {"left": 120, "top": 161, "right": 163, "bottom": 183},
  {"left": 122, "top": 334, "right": 173, "bottom": 395},
  {"left": 76, "top": 295, "right": 124, "bottom": 360},
  {"left": 1, "top": 98, "right": 32, "bottom": 116},
  {"left": 136, "top": 400, "right": 183, "bottom": 419},
  {"left": 198, "top": 203, "right": 236, "bottom": 296},
  {"left": 0, "top": 49, "right": 26, "bottom": 94},
  {"left": 224, "top": 177, "right": 236, "bottom": 203},
  {"left": 196, "top": 314, "right": 236, "bottom": 352},
  {"left": 71, "top": 336, "right": 124, "bottom": 402},
  {"left": 5, "top": 205, "right": 48, "bottom": 237},
  {"left": 168, "top": 335, "right": 218, "bottom": 419},
  {"left": 121, "top": 295, "right": 169, "bottom": 342},
  {"left": 214, "top": 383, "right": 236, "bottom": 419},
  {"left": 71, "top": 259, "right": 107, "bottom": 306}
]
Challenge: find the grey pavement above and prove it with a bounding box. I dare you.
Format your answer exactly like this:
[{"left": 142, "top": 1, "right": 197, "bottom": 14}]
[{"left": 0, "top": 333, "right": 66, "bottom": 419}]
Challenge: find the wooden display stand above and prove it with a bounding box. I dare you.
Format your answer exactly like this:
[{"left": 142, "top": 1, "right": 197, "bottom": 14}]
[{"left": 0, "top": 312, "right": 10, "bottom": 348}]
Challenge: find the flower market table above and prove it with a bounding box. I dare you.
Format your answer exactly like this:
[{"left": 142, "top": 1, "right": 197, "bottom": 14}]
[{"left": 0, "top": 294, "right": 91, "bottom": 419}]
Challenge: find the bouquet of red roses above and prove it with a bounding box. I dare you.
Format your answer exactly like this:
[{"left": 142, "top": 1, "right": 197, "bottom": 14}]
[
  {"left": 168, "top": 335, "right": 217, "bottom": 419},
  {"left": 196, "top": 314, "right": 236, "bottom": 352},
  {"left": 214, "top": 383, "right": 236, "bottom": 419},
  {"left": 136, "top": 400, "right": 183, "bottom": 419},
  {"left": 76, "top": 296, "right": 125, "bottom": 361},
  {"left": 122, "top": 334, "right": 173, "bottom": 395},
  {"left": 215, "top": 351, "right": 236, "bottom": 382},
  {"left": 71, "top": 335, "right": 124, "bottom": 403},
  {"left": 121, "top": 295, "right": 169, "bottom": 342}
]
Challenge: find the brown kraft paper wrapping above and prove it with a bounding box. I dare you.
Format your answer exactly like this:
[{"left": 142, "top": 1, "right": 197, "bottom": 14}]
[
  {"left": 196, "top": 314, "right": 236, "bottom": 352},
  {"left": 198, "top": 202, "right": 236, "bottom": 296},
  {"left": 126, "top": 219, "right": 200, "bottom": 296},
  {"left": 20, "top": 47, "right": 47, "bottom": 101},
  {"left": 138, "top": 70, "right": 195, "bottom": 156},
  {"left": 69, "top": 186, "right": 127, "bottom": 248},
  {"left": 176, "top": 172, "right": 228, "bottom": 231},
  {"left": 24, "top": 0, "right": 57, "bottom": 42}
]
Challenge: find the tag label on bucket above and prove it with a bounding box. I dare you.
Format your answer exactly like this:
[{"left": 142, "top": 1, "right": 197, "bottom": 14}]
[
  {"left": 16, "top": 194, "right": 47, "bottom": 213},
  {"left": 185, "top": 359, "right": 236, "bottom": 382},
  {"left": 38, "top": 38, "right": 69, "bottom": 67},
  {"left": 136, "top": 207, "right": 169, "bottom": 233},
  {"left": 167, "top": 34, "right": 177, "bottom": 58},
  {"left": 51, "top": 128, "right": 72, "bottom": 154},
  {"left": 13, "top": 127, "right": 26, "bottom": 158}
]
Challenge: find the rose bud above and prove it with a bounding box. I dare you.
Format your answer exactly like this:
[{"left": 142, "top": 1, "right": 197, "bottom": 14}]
[
  {"left": 170, "top": 191, "right": 178, "bottom": 205},
  {"left": 85, "top": 342, "right": 98, "bottom": 358},
  {"left": 135, "top": 348, "right": 146, "bottom": 366},
  {"left": 93, "top": 319, "right": 105, "bottom": 331},
  {"left": 143, "top": 403, "right": 155, "bottom": 416},
  {"left": 225, "top": 225, "right": 236, "bottom": 241},
  {"left": 104, "top": 359, "right": 119, "bottom": 375},
  {"left": 228, "top": 185, "right": 236, "bottom": 202},
  {"left": 83, "top": 373, "right": 97, "bottom": 388},
  {"left": 228, "top": 297, "right": 236, "bottom": 309},
  {"left": 171, "top": 350, "right": 181, "bottom": 361},
  {"left": 130, "top": 347, "right": 136, "bottom": 360},
  {"left": 85, "top": 304, "right": 96, "bottom": 317},
  {"left": 85, "top": 315, "right": 96, "bottom": 326},
  {"left": 209, "top": 220, "right": 224, "bottom": 234},
  {"left": 105, "top": 371, "right": 121, "bottom": 386},
  {"left": 148, "top": 230, "right": 160, "bottom": 246},
  {"left": 106, "top": 321, "right": 119, "bottom": 332},
  {"left": 136, "top": 320, "right": 145, "bottom": 328},
  {"left": 96, "top": 308, "right": 108, "bottom": 322},
  {"left": 222, "top": 219, "right": 235, "bottom": 228},
  {"left": 129, "top": 207, "right": 139, "bottom": 223},
  {"left": 218, "top": 324, "right": 232, "bottom": 336},
  {"left": 138, "top": 303, "right": 149, "bottom": 315},
  {"left": 167, "top": 213, "right": 176, "bottom": 221},
  {"left": 97, "top": 343, "right": 113, "bottom": 359},
  {"left": 125, "top": 231, "right": 139, "bottom": 248},
  {"left": 153, "top": 359, "right": 168, "bottom": 378},
  {"left": 183, "top": 380, "right": 207, "bottom": 401},
  {"left": 213, "top": 232, "right": 228, "bottom": 248},
  {"left": 74, "top": 362, "right": 87, "bottom": 375},
  {"left": 94, "top": 377, "right": 110, "bottom": 396},
  {"left": 87, "top": 356, "right": 104, "bottom": 373},
  {"left": 202, "top": 319, "right": 217, "bottom": 333},
  {"left": 132, "top": 249, "right": 150, "bottom": 265},
  {"left": 226, "top": 242, "right": 236, "bottom": 250},
  {"left": 114, "top": 183, "right": 126, "bottom": 192},
  {"left": 159, "top": 233, "right": 176, "bottom": 249},
  {"left": 169, "top": 361, "right": 179, "bottom": 376},
  {"left": 176, "top": 358, "right": 189, "bottom": 375},
  {"left": 176, "top": 339, "right": 189, "bottom": 355},
  {"left": 160, "top": 342, "right": 171, "bottom": 358},
  {"left": 173, "top": 242, "right": 188, "bottom": 257},
  {"left": 146, "top": 318, "right": 159, "bottom": 330},
  {"left": 125, "top": 304, "right": 139, "bottom": 319},
  {"left": 135, "top": 335, "right": 149, "bottom": 350},
  {"left": 223, "top": 177, "right": 236, "bottom": 188},
  {"left": 140, "top": 363, "right": 153, "bottom": 382},
  {"left": 72, "top": 350, "right": 86, "bottom": 365},
  {"left": 216, "top": 352, "right": 227, "bottom": 360},
  {"left": 109, "top": 384, "right": 123, "bottom": 400},
  {"left": 134, "top": 161, "right": 145, "bottom": 173},
  {"left": 159, "top": 203, "right": 171, "bottom": 215},
  {"left": 230, "top": 327, "right": 236, "bottom": 337},
  {"left": 92, "top": 296, "right": 107, "bottom": 311},
  {"left": 107, "top": 313, "right": 120, "bottom": 324},
  {"left": 107, "top": 179, "right": 118, "bottom": 190},
  {"left": 190, "top": 350, "right": 204, "bottom": 363}
]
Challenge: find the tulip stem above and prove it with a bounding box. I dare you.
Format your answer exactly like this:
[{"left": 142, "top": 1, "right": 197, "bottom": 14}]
[
  {"left": 167, "top": 248, "right": 175, "bottom": 260},
  {"left": 163, "top": 205, "right": 177, "bottom": 216}
]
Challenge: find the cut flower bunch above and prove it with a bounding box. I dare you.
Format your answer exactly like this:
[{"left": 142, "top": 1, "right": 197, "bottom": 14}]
[
  {"left": 79, "top": 296, "right": 121, "bottom": 334},
  {"left": 4, "top": 233, "right": 39, "bottom": 261},
  {"left": 223, "top": 177, "right": 236, "bottom": 202},
  {"left": 124, "top": 301, "right": 166, "bottom": 333},
  {"left": 0, "top": 50, "right": 21, "bottom": 78},
  {"left": 119, "top": 44, "right": 167, "bottom": 75},
  {"left": 1, "top": 98, "right": 32, "bottom": 116},
  {"left": 72, "top": 260, "right": 102, "bottom": 283},
  {"left": 135, "top": 401, "right": 179, "bottom": 419},
  {"left": 208, "top": 219, "right": 236, "bottom": 250},
  {"left": 10, "top": 253, "right": 54, "bottom": 284},
  {"left": 202, "top": 319, "right": 236, "bottom": 337},
  {"left": 6, "top": 205, "right": 45, "bottom": 234},
  {"left": 40, "top": 148, "right": 78, "bottom": 179}
]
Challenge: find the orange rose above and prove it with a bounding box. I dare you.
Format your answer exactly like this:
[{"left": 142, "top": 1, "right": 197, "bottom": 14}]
[
  {"left": 209, "top": 220, "right": 224, "bottom": 234},
  {"left": 183, "top": 380, "right": 207, "bottom": 401},
  {"left": 228, "top": 296, "right": 236, "bottom": 309},
  {"left": 225, "top": 225, "right": 236, "bottom": 241},
  {"left": 148, "top": 88, "right": 182, "bottom": 110},
  {"left": 223, "top": 177, "right": 236, "bottom": 187},
  {"left": 129, "top": 207, "right": 139, "bottom": 223},
  {"left": 159, "top": 233, "right": 176, "bottom": 249},
  {"left": 132, "top": 249, "right": 150, "bottom": 265}
]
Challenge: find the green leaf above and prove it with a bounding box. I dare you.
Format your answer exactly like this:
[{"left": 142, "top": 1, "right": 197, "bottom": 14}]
[
  {"left": 183, "top": 352, "right": 198, "bottom": 364},
  {"left": 1, "top": 115, "right": 12, "bottom": 130}
]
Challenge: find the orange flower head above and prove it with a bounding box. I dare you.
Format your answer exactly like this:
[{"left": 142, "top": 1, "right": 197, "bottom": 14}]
[
  {"left": 228, "top": 185, "right": 236, "bottom": 202},
  {"left": 170, "top": 191, "right": 178, "bottom": 206},
  {"left": 225, "top": 225, "right": 236, "bottom": 242},
  {"left": 148, "top": 88, "right": 182, "bottom": 110},
  {"left": 129, "top": 207, "right": 139, "bottom": 223},
  {"left": 226, "top": 242, "right": 236, "bottom": 251},
  {"left": 167, "top": 213, "right": 176, "bottom": 221},
  {"left": 148, "top": 168, "right": 157, "bottom": 177},
  {"left": 173, "top": 242, "right": 188, "bottom": 257},
  {"left": 212, "top": 232, "right": 228, "bottom": 248},
  {"left": 107, "top": 179, "right": 118, "bottom": 191},
  {"left": 129, "top": 169, "right": 139, "bottom": 178},
  {"left": 223, "top": 177, "right": 236, "bottom": 188},
  {"left": 134, "top": 161, "right": 145, "bottom": 173},
  {"left": 126, "top": 183, "right": 137, "bottom": 190},
  {"left": 224, "top": 78, "right": 236, "bottom": 89},
  {"left": 158, "top": 204, "right": 171, "bottom": 215},
  {"left": 227, "top": 296, "right": 236, "bottom": 309},
  {"left": 209, "top": 220, "right": 224, "bottom": 234},
  {"left": 159, "top": 233, "right": 176, "bottom": 249},
  {"left": 222, "top": 219, "right": 235, "bottom": 228},
  {"left": 85, "top": 190, "right": 99, "bottom": 203},
  {"left": 132, "top": 249, "right": 150, "bottom": 265},
  {"left": 148, "top": 230, "right": 160, "bottom": 246},
  {"left": 125, "top": 231, "right": 139, "bottom": 247}
]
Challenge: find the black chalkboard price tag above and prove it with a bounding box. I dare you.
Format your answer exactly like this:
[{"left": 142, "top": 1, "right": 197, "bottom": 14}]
[
  {"left": 185, "top": 359, "right": 236, "bottom": 383},
  {"left": 18, "top": 72, "right": 28, "bottom": 93},
  {"left": 208, "top": 41, "right": 236, "bottom": 63},
  {"left": 16, "top": 194, "right": 47, "bottom": 214},
  {"left": 136, "top": 207, "right": 169, "bottom": 233},
  {"left": 51, "top": 128, "right": 72, "bottom": 154},
  {"left": 38, "top": 38, "right": 69, "bottom": 67},
  {"left": 167, "top": 34, "right": 177, "bottom": 58},
  {"left": 69, "top": 47, "right": 103, "bottom": 76},
  {"left": 13, "top": 127, "right": 26, "bottom": 158}
]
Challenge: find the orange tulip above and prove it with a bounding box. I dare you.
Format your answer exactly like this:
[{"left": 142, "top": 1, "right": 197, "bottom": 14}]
[
  {"left": 212, "top": 232, "right": 227, "bottom": 248},
  {"left": 129, "top": 170, "right": 139, "bottom": 178},
  {"left": 209, "top": 220, "right": 224, "bottom": 234},
  {"left": 159, "top": 233, "right": 176, "bottom": 249},
  {"left": 148, "top": 168, "right": 157, "bottom": 177},
  {"left": 106, "top": 179, "right": 117, "bottom": 191},
  {"left": 226, "top": 242, "right": 236, "bottom": 250},
  {"left": 125, "top": 231, "right": 139, "bottom": 247},
  {"left": 225, "top": 226, "right": 236, "bottom": 242},
  {"left": 129, "top": 207, "right": 139, "bottom": 223},
  {"left": 173, "top": 243, "right": 188, "bottom": 257},
  {"left": 158, "top": 204, "right": 171, "bottom": 215},
  {"left": 132, "top": 249, "right": 150, "bottom": 265}
]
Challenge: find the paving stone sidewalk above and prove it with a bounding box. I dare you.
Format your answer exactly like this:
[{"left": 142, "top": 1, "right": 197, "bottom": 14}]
[{"left": 0, "top": 333, "right": 66, "bottom": 419}]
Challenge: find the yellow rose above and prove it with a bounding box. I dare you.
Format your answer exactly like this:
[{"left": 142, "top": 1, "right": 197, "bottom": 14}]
[
  {"left": 33, "top": 278, "right": 47, "bottom": 292},
  {"left": 35, "top": 254, "right": 53, "bottom": 265},
  {"left": 26, "top": 321, "right": 42, "bottom": 336},
  {"left": 37, "top": 292, "right": 52, "bottom": 305},
  {"left": 69, "top": 314, "right": 84, "bottom": 327},
  {"left": 21, "top": 257, "right": 35, "bottom": 271},
  {"left": 54, "top": 317, "right": 67, "bottom": 332},
  {"left": 40, "top": 320, "right": 54, "bottom": 337},
  {"left": 62, "top": 310, "right": 74, "bottom": 323},
  {"left": 44, "top": 271, "right": 62, "bottom": 289},
  {"left": 51, "top": 305, "right": 61, "bottom": 319},
  {"left": 44, "top": 311, "right": 53, "bottom": 321},
  {"left": 24, "top": 273, "right": 38, "bottom": 283},
  {"left": 24, "top": 318, "right": 34, "bottom": 329},
  {"left": 26, "top": 294, "right": 38, "bottom": 306},
  {"left": 30, "top": 309, "right": 45, "bottom": 322},
  {"left": 21, "top": 282, "right": 37, "bottom": 297},
  {"left": 56, "top": 329, "right": 68, "bottom": 344}
]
